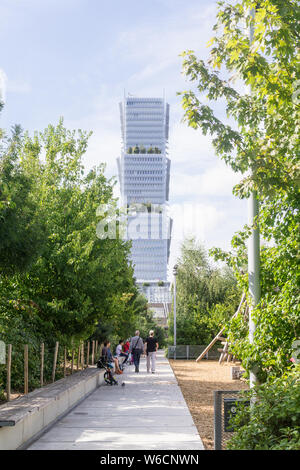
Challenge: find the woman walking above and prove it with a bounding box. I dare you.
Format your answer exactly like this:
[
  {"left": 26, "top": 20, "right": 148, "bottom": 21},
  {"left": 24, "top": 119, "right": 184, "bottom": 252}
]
[
  {"left": 144, "top": 330, "right": 159, "bottom": 374},
  {"left": 129, "top": 330, "right": 144, "bottom": 373}
]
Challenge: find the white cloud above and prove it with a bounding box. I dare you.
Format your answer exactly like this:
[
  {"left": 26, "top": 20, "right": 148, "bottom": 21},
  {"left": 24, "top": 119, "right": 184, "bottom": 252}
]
[
  {"left": 169, "top": 119, "right": 215, "bottom": 166},
  {"left": 170, "top": 202, "right": 224, "bottom": 240},
  {"left": 167, "top": 201, "right": 226, "bottom": 276},
  {"left": 170, "top": 161, "right": 241, "bottom": 199},
  {"left": 0, "top": 69, "right": 7, "bottom": 102},
  {"left": 128, "top": 58, "right": 177, "bottom": 83},
  {"left": 115, "top": 3, "right": 216, "bottom": 64},
  {"left": 7, "top": 79, "right": 31, "bottom": 94},
  {"left": 0, "top": 69, "right": 31, "bottom": 103}
]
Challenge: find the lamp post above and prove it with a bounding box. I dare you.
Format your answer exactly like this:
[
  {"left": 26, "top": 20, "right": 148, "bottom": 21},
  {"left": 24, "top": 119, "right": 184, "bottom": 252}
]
[
  {"left": 173, "top": 264, "right": 178, "bottom": 360},
  {"left": 247, "top": 8, "right": 261, "bottom": 389}
]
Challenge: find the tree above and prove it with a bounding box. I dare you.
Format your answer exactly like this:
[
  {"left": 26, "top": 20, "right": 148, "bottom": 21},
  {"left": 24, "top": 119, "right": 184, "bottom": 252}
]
[
  {"left": 137, "top": 299, "right": 167, "bottom": 348},
  {"left": 169, "top": 239, "right": 240, "bottom": 345},
  {"left": 13, "top": 120, "right": 139, "bottom": 342},
  {"left": 0, "top": 121, "right": 143, "bottom": 341},
  {"left": 0, "top": 120, "right": 145, "bottom": 395},
  {"left": 0, "top": 122, "right": 44, "bottom": 274},
  {"left": 179, "top": 0, "right": 299, "bottom": 380}
]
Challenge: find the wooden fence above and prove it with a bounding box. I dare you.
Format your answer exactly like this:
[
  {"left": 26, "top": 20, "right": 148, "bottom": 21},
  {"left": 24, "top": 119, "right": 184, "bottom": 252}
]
[{"left": 2, "top": 340, "right": 102, "bottom": 402}]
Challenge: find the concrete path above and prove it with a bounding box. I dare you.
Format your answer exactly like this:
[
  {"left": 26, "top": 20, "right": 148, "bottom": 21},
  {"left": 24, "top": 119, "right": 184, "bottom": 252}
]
[{"left": 28, "top": 351, "right": 204, "bottom": 450}]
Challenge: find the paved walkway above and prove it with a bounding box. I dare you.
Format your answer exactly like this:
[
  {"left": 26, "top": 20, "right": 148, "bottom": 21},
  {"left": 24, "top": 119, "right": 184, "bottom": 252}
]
[{"left": 28, "top": 351, "right": 204, "bottom": 450}]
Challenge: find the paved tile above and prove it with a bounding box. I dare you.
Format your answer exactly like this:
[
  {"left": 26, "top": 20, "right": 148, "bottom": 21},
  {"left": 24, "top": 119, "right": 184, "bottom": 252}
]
[{"left": 28, "top": 351, "right": 204, "bottom": 450}]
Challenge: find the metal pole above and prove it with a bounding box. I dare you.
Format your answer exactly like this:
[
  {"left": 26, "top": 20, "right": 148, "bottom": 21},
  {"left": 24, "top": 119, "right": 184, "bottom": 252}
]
[
  {"left": 214, "top": 391, "right": 222, "bottom": 450},
  {"left": 173, "top": 269, "right": 177, "bottom": 359},
  {"left": 248, "top": 9, "right": 261, "bottom": 388}
]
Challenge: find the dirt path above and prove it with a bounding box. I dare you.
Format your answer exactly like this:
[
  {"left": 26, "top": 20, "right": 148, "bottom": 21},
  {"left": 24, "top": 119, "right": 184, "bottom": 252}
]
[{"left": 169, "top": 359, "right": 248, "bottom": 450}]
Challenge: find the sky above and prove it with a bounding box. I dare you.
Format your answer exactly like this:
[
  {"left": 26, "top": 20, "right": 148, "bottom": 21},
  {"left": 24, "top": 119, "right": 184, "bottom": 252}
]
[{"left": 0, "top": 0, "right": 247, "bottom": 279}]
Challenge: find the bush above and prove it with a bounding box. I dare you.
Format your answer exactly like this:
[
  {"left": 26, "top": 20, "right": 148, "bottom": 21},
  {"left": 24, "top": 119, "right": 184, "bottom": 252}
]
[
  {"left": 0, "top": 327, "right": 58, "bottom": 395},
  {"left": 227, "top": 366, "right": 300, "bottom": 450}
]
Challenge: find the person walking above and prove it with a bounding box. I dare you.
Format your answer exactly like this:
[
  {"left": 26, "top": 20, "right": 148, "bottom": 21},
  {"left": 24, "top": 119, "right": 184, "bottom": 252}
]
[
  {"left": 144, "top": 330, "right": 159, "bottom": 374},
  {"left": 129, "top": 330, "right": 144, "bottom": 373}
]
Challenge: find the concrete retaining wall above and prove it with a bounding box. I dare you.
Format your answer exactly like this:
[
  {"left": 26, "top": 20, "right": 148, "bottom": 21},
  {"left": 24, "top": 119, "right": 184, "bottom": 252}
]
[{"left": 0, "top": 367, "right": 106, "bottom": 450}]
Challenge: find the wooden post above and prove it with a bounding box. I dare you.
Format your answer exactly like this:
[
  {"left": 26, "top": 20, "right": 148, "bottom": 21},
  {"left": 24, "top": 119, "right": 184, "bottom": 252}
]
[
  {"left": 81, "top": 342, "right": 84, "bottom": 369},
  {"left": 92, "top": 340, "right": 95, "bottom": 365},
  {"left": 71, "top": 349, "right": 74, "bottom": 374},
  {"left": 52, "top": 342, "right": 59, "bottom": 383},
  {"left": 77, "top": 346, "right": 80, "bottom": 370},
  {"left": 196, "top": 293, "right": 246, "bottom": 362},
  {"left": 7, "top": 344, "right": 12, "bottom": 402},
  {"left": 87, "top": 342, "right": 90, "bottom": 367},
  {"left": 24, "top": 345, "right": 29, "bottom": 394},
  {"left": 64, "top": 347, "right": 67, "bottom": 377},
  {"left": 40, "top": 343, "right": 44, "bottom": 387},
  {"left": 219, "top": 342, "right": 228, "bottom": 364}
]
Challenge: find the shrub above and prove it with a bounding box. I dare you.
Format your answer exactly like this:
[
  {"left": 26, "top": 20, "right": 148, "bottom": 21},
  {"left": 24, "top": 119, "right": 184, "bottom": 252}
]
[{"left": 227, "top": 366, "right": 300, "bottom": 450}]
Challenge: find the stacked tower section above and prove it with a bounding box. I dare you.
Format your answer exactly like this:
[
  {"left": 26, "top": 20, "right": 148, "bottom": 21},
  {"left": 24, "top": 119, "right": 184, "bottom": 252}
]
[{"left": 117, "top": 96, "right": 171, "bottom": 288}]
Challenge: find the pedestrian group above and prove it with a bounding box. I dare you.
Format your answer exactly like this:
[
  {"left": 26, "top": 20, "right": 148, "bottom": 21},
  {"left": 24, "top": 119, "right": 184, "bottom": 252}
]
[{"left": 100, "top": 330, "right": 159, "bottom": 374}]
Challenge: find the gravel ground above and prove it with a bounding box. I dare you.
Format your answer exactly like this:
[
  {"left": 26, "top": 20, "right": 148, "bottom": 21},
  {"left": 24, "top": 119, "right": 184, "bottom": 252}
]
[{"left": 169, "top": 359, "right": 248, "bottom": 450}]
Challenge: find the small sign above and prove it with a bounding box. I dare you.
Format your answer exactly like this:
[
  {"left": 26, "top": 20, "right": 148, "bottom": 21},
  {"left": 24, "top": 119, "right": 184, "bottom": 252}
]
[
  {"left": 224, "top": 398, "right": 250, "bottom": 432},
  {"left": 0, "top": 341, "right": 5, "bottom": 365}
]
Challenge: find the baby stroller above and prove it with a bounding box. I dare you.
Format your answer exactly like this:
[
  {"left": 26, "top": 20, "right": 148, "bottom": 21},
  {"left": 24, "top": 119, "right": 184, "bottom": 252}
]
[{"left": 97, "top": 356, "right": 118, "bottom": 386}]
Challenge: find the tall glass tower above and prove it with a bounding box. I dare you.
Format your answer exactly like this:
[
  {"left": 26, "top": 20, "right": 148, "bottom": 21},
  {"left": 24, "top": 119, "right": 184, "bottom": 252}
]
[{"left": 117, "top": 95, "right": 172, "bottom": 321}]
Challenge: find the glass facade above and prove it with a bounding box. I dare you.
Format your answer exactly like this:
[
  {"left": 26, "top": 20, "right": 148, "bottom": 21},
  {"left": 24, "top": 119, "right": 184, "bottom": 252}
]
[{"left": 117, "top": 96, "right": 172, "bottom": 303}]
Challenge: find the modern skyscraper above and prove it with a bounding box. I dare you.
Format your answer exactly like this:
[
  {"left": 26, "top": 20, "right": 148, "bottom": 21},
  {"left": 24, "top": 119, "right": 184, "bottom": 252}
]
[{"left": 117, "top": 95, "right": 172, "bottom": 321}]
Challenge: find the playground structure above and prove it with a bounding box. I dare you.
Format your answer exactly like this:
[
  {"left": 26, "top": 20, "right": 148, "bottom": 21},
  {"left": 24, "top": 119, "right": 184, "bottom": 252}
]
[{"left": 196, "top": 293, "right": 247, "bottom": 366}]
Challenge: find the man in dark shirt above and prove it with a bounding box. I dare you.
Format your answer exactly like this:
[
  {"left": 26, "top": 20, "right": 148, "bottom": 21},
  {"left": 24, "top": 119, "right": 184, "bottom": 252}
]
[{"left": 144, "top": 330, "right": 159, "bottom": 373}]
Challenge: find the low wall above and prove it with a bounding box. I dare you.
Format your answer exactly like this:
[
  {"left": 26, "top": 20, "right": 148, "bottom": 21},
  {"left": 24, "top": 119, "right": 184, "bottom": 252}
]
[{"left": 0, "top": 366, "right": 106, "bottom": 450}]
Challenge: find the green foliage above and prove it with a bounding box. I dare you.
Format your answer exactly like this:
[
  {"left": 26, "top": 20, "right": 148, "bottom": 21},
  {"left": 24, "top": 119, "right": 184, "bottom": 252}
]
[
  {"left": 179, "top": 0, "right": 299, "bottom": 449},
  {"left": 137, "top": 306, "right": 167, "bottom": 349},
  {"left": 168, "top": 239, "right": 241, "bottom": 345},
  {"left": 0, "top": 119, "right": 145, "bottom": 395},
  {"left": 179, "top": 1, "right": 299, "bottom": 197},
  {"left": 227, "top": 366, "right": 300, "bottom": 450},
  {"left": 0, "top": 125, "right": 44, "bottom": 274},
  {"left": 126, "top": 145, "right": 161, "bottom": 155},
  {"left": 179, "top": 0, "right": 300, "bottom": 379}
]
